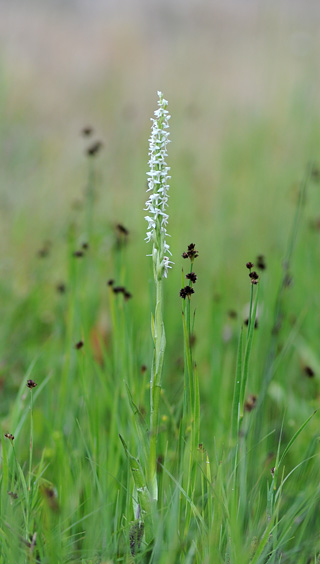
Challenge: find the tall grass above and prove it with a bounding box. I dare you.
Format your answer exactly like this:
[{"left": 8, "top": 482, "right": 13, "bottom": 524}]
[{"left": 0, "top": 94, "right": 320, "bottom": 564}]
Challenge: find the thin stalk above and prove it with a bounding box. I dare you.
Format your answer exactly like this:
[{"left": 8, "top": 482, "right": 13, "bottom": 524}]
[
  {"left": 239, "top": 283, "right": 259, "bottom": 419},
  {"left": 25, "top": 388, "right": 34, "bottom": 539},
  {"left": 247, "top": 283, "right": 254, "bottom": 337},
  {"left": 149, "top": 275, "right": 165, "bottom": 500},
  {"left": 28, "top": 389, "right": 34, "bottom": 494},
  {"left": 86, "top": 158, "right": 95, "bottom": 240}
]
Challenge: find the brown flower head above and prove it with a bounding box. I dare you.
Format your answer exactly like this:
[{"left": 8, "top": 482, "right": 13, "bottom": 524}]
[
  {"left": 86, "top": 140, "right": 103, "bottom": 157},
  {"left": 27, "top": 380, "right": 37, "bottom": 389},
  {"left": 113, "top": 286, "right": 125, "bottom": 295},
  {"left": 116, "top": 224, "right": 129, "bottom": 236},
  {"left": 182, "top": 243, "right": 199, "bottom": 261},
  {"left": 256, "top": 255, "right": 266, "bottom": 270},
  {"left": 244, "top": 394, "right": 257, "bottom": 412},
  {"left": 244, "top": 317, "right": 258, "bottom": 329},
  {"left": 180, "top": 286, "right": 195, "bottom": 299},
  {"left": 81, "top": 126, "right": 94, "bottom": 137},
  {"left": 56, "top": 283, "right": 66, "bottom": 294},
  {"left": 186, "top": 272, "right": 197, "bottom": 284},
  {"left": 304, "top": 366, "right": 315, "bottom": 378}
]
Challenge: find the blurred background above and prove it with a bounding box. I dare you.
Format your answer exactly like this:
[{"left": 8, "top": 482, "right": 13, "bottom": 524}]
[{"left": 1, "top": 0, "right": 320, "bottom": 310}]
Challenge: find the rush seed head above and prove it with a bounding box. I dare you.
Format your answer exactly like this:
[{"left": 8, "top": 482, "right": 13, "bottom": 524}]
[
  {"left": 27, "top": 379, "right": 37, "bottom": 389},
  {"left": 186, "top": 272, "right": 197, "bottom": 284},
  {"left": 180, "top": 286, "right": 195, "bottom": 299},
  {"left": 145, "top": 92, "right": 173, "bottom": 279},
  {"left": 86, "top": 140, "right": 103, "bottom": 157},
  {"left": 257, "top": 254, "right": 266, "bottom": 270},
  {"left": 182, "top": 243, "right": 199, "bottom": 261}
]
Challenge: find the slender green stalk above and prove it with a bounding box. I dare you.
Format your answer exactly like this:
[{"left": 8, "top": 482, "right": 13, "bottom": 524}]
[
  {"left": 28, "top": 389, "right": 34, "bottom": 494},
  {"left": 239, "top": 282, "right": 259, "bottom": 419},
  {"left": 149, "top": 275, "right": 166, "bottom": 500}
]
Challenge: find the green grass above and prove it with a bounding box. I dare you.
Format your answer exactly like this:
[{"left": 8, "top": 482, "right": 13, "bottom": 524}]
[{"left": 1, "top": 83, "right": 320, "bottom": 563}]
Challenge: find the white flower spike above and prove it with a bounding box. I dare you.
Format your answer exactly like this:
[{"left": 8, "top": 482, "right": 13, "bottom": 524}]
[{"left": 145, "top": 92, "right": 173, "bottom": 279}]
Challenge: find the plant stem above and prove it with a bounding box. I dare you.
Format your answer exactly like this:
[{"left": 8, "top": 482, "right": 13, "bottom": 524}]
[{"left": 149, "top": 274, "right": 165, "bottom": 500}]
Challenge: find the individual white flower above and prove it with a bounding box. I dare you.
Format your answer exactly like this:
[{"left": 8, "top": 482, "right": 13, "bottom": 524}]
[{"left": 145, "top": 92, "right": 173, "bottom": 279}]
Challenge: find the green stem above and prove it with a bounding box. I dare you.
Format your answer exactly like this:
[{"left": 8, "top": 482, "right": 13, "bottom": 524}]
[
  {"left": 149, "top": 275, "right": 165, "bottom": 500},
  {"left": 247, "top": 283, "right": 254, "bottom": 336},
  {"left": 28, "top": 390, "right": 33, "bottom": 493}
]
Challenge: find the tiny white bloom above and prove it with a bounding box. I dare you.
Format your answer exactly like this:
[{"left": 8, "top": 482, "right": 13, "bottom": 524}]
[{"left": 145, "top": 92, "right": 173, "bottom": 279}]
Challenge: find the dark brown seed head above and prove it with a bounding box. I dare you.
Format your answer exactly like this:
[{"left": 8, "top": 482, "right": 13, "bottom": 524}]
[
  {"left": 244, "top": 318, "right": 258, "bottom": 329},
  {"left": 27, "top": 379, "right": 37, "bottom": 389},
  {"left": 116, "top": 223, "right": 129, "bottom": 236},
  {"left": 246, "top": 262, "right": 254, "bottom": 269},
  {"left": 124, "top": 291, "right": 132, "bottom": 301},
  {"left": 186, "top": 272, "right": 197, "bottom": 284},
  {"left": 249, "top": 271, "right": 259, "bottom": 280},
  {"left": 304, "top": 366, "right": 315, "bottom": 378},
  {"left": 187, "top": 243, "right": 199, "bottom": 260},
  {"left": 228, "top": 310, "right": 237, "bottom": 319},
  {"left": 56, "top": 283, "right": 66, "bottom": 294},
  {"left": 75, "top": 340, "right": 84, "bottom": 350},
  {"left": 189, "top": 334, "right": 196, "bottom": 348},
  {"left": 107, "top": 279, "right": 114, "bottom": 286},
  {"left": 182, "top": 244, "right": 199, "bottom": 261},
  {"left": 4, "top": 433, "right": 14, "bottom": 441},
  {"left": 311, "top": 166, "right": 320, "bottom": 182},
  {"left": 7, "top": 491, "right": 18, "bottom": 499},
  {"left": 113, "top": 286, "right": 125, "bottom": 294},
  {"left": 180, "top": 286, "right": 194, "bottom": 299},
  {"left": 141, "top": 364, "right": 147, "bottom": 374},
  {"left": 257, "top": 255, "right": 266, "bottom": 270},
  {"left": 86, "top": 140, "right": 103, "bottom": 157},
  {"left": 81, "top": 126, "right": 94, "bottom": 137},
  {"left": 38, "top": 248, "right": 49, "bottom": 258},
  {"left": 251, "top": 278, "right": 259, "bottom": 285},
  {"left": 82, "top": 242, "right": 89, "bottom": 250},
  {"left": 73, "top": 251, "right": 84, "bottom": 258},
  {"left": 271, "top": 467, "right": 275, "bottom": 477},
  {"left": 244, "top": 394, "right": 257, "bottom": 412}
]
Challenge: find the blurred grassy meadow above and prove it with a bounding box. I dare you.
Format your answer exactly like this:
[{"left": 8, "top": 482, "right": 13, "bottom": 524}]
[{"left": 1, "top": 0, "right": 320, "bottom": 562}]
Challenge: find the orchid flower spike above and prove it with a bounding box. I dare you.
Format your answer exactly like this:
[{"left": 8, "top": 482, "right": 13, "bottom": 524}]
[{"left": 145, "top": 91, "right": 173, "bottom": 279}]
